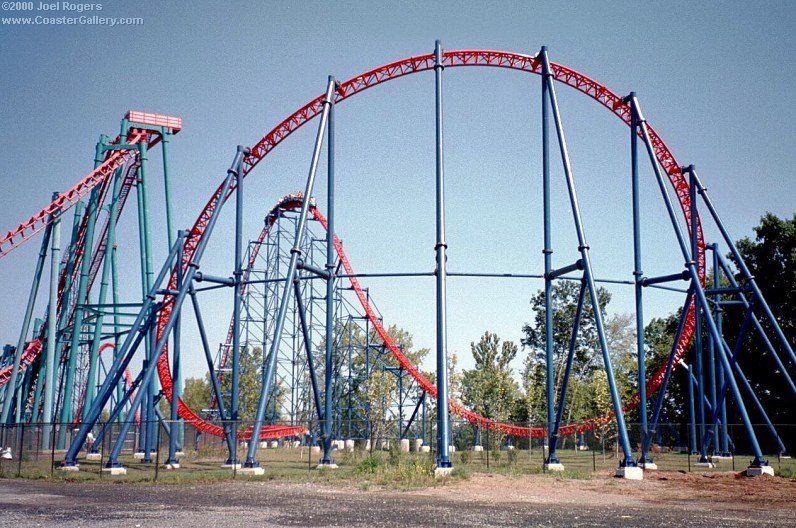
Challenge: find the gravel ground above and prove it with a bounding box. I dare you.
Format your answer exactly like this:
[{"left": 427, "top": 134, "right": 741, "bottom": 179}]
[{"left": 1, "top": 471, "right": 794, "bottom": 527}]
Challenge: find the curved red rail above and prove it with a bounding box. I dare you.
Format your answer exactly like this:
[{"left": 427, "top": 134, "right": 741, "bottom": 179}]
[{"left": 154, "top": 49, "right": 704, "bottom": 439}]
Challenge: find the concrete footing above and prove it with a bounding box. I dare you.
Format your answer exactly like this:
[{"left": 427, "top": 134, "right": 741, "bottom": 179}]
[
  {"left": 449, "top": 445, "right": 456, "bottom": 453},
  {"left": 544, "top": 462, "right": 565, "bottom": 472},
  {"left": 311, "top": 446, "right": 321, "bottom": 454},
  {"left": 746, "top": 465, "right": 775, "bottom": 477},
  {"left": 345, "top": 439, "right": 355, "bottom": 452},
  {"left": 162, "top": 463, "right": 180, "bottom": 470},
  {"left": 695, "top": 461, "right": 715, "bottom": 468},
  {"left": 420, "top": 446, "right": 430, "bottom": 453},
  {"left": 472, "top": 445, "right": 483, "bottom": 452},
  {"left": 639, "top": 462, "right": 658, "bottom": 470},
  {"left": 0, "top": 448, "right": 13, "bottom": 460},
  {"left": 615, "top": 466, "right": 644, "bottom": 480},
  {"left": 400, "top": 439, "right": 410, "bottom": 453},
  {"left": 222, "top": 462, "right": 242, "bottom": 469},
  {"left": 238, "top": 466, "right": 265, "bottom": 476},
  {"left": 434, "top": 466, "right": 453, "bottom": 479},
  {"left": 101, "top": 466, "right": 127, "bottom": 475},
  {"left": 317, "top": 463, "right": 339, "bottom": 469},
  {"left": 413, "top": 439, "right": 423, "bottom": 452},
  {"left": 58, "top": 464, "right": 80, "bottom": 472},
  {"left": 85, "top": 452, "right": 102, "bottom": 461},
  {"left": 712, "top": 455, "right": 732, "bottom": 461}
]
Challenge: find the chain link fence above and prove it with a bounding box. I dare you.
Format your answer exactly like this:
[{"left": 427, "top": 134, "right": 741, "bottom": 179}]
[{"left": 1, "top": 419, "right": 793, "bottom": 481}]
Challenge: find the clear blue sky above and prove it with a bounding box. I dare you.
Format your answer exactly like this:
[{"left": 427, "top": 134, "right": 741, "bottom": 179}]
[{"left": 0, "top": 1, "right": 793, "bottom": 379}]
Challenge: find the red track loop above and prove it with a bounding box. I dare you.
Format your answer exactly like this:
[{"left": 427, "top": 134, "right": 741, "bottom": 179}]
[{"left": 156, "top": 50, "right": 704, "bottom": 440}]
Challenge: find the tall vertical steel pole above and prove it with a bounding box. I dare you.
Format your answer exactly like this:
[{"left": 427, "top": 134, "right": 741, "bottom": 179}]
[
  {"left": 686, "top": 364, "right": 697, "bottom": 454},
  {"left": 688, "top": 170, "right": 709, "bottom": 462},
  {"left": 712, "top": 245, "right": 730, "bottom": 455},
  {"left": 321, "top": 75, "right": 337, "bottom": 466},
  {"left": 433, "top": 40, "right": 452, "bottom": 470},
  {"left": 228, "top": 146, "right": 246, "bottom": 466},
  {"left": 166, "top": 231, "right": 185, "bottom": 467},
  {"left": 540, "top": 46, "right": 557, "bottom": 466},
  {"left": 41, "top": 194, "right": 62, "bottom": 449},
  {"left": 628, "top": 93, "right": 651, "bottom": 466}
]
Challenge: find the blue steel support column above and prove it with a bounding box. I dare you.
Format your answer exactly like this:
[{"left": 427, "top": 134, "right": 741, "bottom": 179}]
[
  {"left": 707, "top": 244, "right": 727, "bottom": 455},
  {"left": 540, "top": 46, "right": 557, "bottom": 466},
  {"left": 685, "top": 364, "right": 698, "bottom": 454},
  {"left": 710, "top": 245, "right": 730, "bottom": 455},
  {"left": 243, "top": 78, "right": 336, "bottom": 470},
  {"left": 628, "top": 93, "right": 652, "bottom": 466},
  {"left": 165, "top": 231, "right": 185, "bottom": 467},
  {"left": 41, "top": 194, "right": 62, "bottom": 450},
  {"left": 321, "top": 75, "right": 337, "bottom": 466},
  {"left": 433, "top": 40, "right": 452, "bottom": 470},
  {"left": 541, "top": 48, "right": 636, "bottom": 468},
  {"left": 635, "top": 117, "right": 768, "bottom": 469},
  {"left": 190, "top": 288, "right": 234, "bottom": 454},
  {"left": 228, "top": 146, "right": 246, "bottom": 467},
  {"left": 688, "top": 170, "right": 710, "bottom": 462}
]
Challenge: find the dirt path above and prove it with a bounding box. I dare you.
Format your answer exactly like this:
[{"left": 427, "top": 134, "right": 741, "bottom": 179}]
[{"left": 1, "top": 471, "right": 794, "bottom": 527}]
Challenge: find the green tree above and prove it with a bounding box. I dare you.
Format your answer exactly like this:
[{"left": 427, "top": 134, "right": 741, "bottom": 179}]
[
  {"left": 182, "top": 376, "right": 212, "bottom": 414},
  {"left": 460, "top": 332, "right": 520, "bottom": 423}
]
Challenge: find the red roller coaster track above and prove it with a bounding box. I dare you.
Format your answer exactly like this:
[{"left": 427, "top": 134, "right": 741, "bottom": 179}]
[{"left": 152, "top": 49, "right": 704, "bottom": 440}]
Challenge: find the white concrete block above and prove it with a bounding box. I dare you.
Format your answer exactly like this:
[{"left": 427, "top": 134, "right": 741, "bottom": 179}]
[
  {"left": 133, "top": 451, "right": 145, "bottom": 460},
  {"left": 746, "top": 465, "right": 775, "bottom": 477},
  {"left": 0, "top": 447, "right": 12, "bottom": 460},
  {"left": 101, "top": 466, "right": 127, "bottom": 475},
  {"left": 472, "top": 445, "right": 483, "bottom": 452},
  {"left": 413, "top": 439, "right": 423, "bottom": 452},
  {"left": 448, "top": 445, "right": 456, "bottom": 453},
  {"left": 434, "top": 466, "right": 453, "bottom": 478},
  {"left": 545, "top": 462, "right": 565, "bottom": 472},
  {"left": 345, "top": 439, "right": 355, "bottom": 452},
  {"left": 85, "top": 452, "right": 102, "bottom": 461},
  {"left": 58, "top": 464, "right": 80, "bottom": 472},
  {"left": 420, "top": 445, "right": 431, "bottom": 453},
  {"left": 238, "top": 466, "right": 265, "bottom": 476},
  {"left": 269, "top": 441, "right": 278, "bottom": 449},
  {"left": 162, "top": 463, "right": 180, "bottom": 470},
  {"left": 400, "top": 439, "right": 410, "bottom": 453},
  {"left": 316, "top": 463, "right": 339, "bottom": 469},
  {"left": 640, "top": 462, "right": 658, "bottom": 470},
  {"left": 221, "top": 462, "right": 242, "bottom": 469},
  {"left": 311, "top": 445, "right": 321, "bottom": 454},
  {"left": 615, "top": 466, "right": 644, "bottom": 480}
]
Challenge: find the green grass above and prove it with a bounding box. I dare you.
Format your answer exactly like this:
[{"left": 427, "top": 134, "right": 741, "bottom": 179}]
[{"left": 2, "top": 445, "right": 795, "bottom": 488}]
